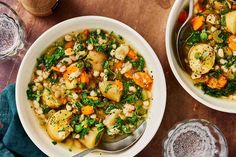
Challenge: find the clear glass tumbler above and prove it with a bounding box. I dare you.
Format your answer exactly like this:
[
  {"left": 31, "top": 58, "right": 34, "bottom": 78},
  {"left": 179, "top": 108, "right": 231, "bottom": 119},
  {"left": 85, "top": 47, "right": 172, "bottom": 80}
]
[
  {"left": 163, "top": 119, "right": 228, "bottom": 157},
  {"left": 0, "top": 1, "right": 25, "bottom": 60}
]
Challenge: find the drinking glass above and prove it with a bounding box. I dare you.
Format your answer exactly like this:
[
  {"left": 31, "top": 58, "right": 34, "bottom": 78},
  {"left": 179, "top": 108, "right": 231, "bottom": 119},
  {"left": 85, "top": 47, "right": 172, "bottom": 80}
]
[
  {"left": 0, "top": 1, "right": 26, "bottom": 90},
  {"left": 163, "top": 119, "right": 228, "bottom": 157},
  {"left": 0, "top": 1, "right": 25, "bottom": 60}
]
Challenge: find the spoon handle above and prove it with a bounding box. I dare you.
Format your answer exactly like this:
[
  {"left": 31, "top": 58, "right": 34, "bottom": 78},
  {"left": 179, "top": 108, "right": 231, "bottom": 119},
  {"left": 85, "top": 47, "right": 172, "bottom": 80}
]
[
  {"left": 176, "top": 0, "right": 194, "bottom": 70},
  {"left": 73, "top": 147, "right": 97, "bottom": 157},
  {"left": 187, "top": 0, "right": 194, "bottom": 21}
]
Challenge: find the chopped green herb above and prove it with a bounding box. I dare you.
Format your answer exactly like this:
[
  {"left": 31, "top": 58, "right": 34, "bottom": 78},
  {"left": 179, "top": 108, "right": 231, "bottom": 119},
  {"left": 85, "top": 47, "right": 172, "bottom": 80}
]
[
  {"left": 220, "top": 8, "right": 232, "bottom": 15},
  {"left": 103, "top": 60, "right": 109, "bottom": 69},
  {"left": 116, "top": 117, "right": 125, "bottom": 126},
  {"left": 194, "top": 52, "right": 202, "bottom": 60},
  {"left": 76, "top": 60, "right": 85, "bottom": 68},
  {"left": 95, "top": 123, "right": 105, "bottom": 131},
  {"left": 122, "top": 125, "right": 131, "bottom": 134},
  {"left": 81, "top": 96, "right": 101, "bottom": 106},
  {"left": 105, "top": 106, "right": 117, "bottom": 114},
  {"left": 186, "top": 31, "right": 201, "bottom": 46},
  {"left": 95, "top": 127, "right": 104, "bottom": 144},
  {"left": 71, "top": 115, "right": 80, "bottom": 127},
  {"left": 26, "top": 83, "right": 40, "bottom": 101},
  {"left": 43, "top": 47, "right": 65, "bottom": 70},
  {"left": 80, "top": 128, "right": 90, "bottom": 139},
  {"left": 96, "top": 44, "right": 107, "bottom": 52},
  {"left": 75, "top": 124, "right": 83, "bottom": 133},
  {"left": 104, "top": 83, "right": 112, "bottom": 93},
  {"left": 221, "top": 15, "right": 226, "bottom": 26},
  {"left": 118, "top": 35, "right": 123, "bottom": 40},
  {"left": 126, "top": 115, "right": 139, "bottom": 124},
  {"left": 132, "top": 57, "right": 145, "bottom": 71},
  {"left": 208, "top": 69, "right": 223, "bottom": 79},
  {"left": 52, "top": 141, "right": 57, "bottom": 145},
  {"left": 78, "top": 83, "right": 86, "bottom": 89},
  {"left": 42, "top": 106, "right": 51, "bottom": 114},
  {"left": 122, "top": 94, "right": 138, "bottom": 103}
]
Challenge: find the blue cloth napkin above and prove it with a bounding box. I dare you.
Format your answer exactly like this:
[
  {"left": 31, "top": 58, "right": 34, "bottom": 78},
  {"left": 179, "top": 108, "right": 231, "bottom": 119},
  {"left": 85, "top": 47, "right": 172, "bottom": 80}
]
[{"left": 0, "top": 84, "right": 46, "bottom": 157}]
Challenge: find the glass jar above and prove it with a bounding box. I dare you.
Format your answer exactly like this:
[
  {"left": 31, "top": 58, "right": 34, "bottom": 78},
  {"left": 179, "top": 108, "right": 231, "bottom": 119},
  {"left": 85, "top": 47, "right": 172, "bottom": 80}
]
[{"left": 19, "top": 0, "right": 60, "bottom": 17}]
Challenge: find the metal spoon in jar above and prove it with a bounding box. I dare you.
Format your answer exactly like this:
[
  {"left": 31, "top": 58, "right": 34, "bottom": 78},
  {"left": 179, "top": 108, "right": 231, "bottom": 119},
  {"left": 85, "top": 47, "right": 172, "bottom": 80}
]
[
  {"left": 73, "top": 122, "right": 147, "bottom": 157},
  {"left": 176, "top": 0, "right": 194, "bottom": 70}
]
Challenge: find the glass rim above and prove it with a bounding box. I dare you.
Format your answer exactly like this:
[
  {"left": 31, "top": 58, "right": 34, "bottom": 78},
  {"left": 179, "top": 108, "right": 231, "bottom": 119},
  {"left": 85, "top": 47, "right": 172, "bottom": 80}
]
[{"left": 162, "top": 119, "right": 229, "bottom": 157}]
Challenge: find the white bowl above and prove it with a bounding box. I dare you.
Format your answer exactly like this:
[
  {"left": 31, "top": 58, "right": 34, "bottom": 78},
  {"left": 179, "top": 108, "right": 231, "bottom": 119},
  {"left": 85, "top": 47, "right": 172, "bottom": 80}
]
[
  {"left": 166, "top": 0, "right": 236, "bottom": 113},
  {"left": 16, "top": 16, "right": 166, "bottom": 157}
]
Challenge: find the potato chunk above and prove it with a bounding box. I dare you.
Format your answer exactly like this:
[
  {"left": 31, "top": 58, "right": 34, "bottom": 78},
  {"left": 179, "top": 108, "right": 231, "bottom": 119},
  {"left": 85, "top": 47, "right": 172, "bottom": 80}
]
[
  {"left": 114, "top": 45, "right": 129, "bottom": 60},
  {"left": 99, "top": 81, "right": 123, "bottom": 102},
  {"left": 225, "top": 11, "right": 236, "bottom": 34},
  {"left": 188, "top": 44, "right": 215, "bottom": 75},
  {"left": 46, "top": 110, "right": 73, "bottom": 142},
  {"left": 103, "top": 109, "right": 122, "bottom": 128},
  {"left": 86, "top": 51, "right": 106, "bottom": 72},
  {"left": 79, "top": 127, "right": 104, "bottom": 148},
  {"left": 42, "top": 89, "right": 62, "bottom": 108}
]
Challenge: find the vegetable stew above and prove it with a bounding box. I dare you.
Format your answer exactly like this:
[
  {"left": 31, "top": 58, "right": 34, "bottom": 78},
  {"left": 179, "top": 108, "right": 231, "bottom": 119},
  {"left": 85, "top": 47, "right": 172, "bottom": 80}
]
[
  {"left": 178, "top": 0, "right": 236, "bottom": 99},
  {"left": 26, "top": 29, "right": 153, "bottom": 151}
]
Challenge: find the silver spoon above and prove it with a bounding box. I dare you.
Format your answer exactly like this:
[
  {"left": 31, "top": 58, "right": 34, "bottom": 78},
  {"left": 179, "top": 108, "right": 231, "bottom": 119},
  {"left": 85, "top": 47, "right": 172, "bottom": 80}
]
[
  {"left": 73, "top": 122, "right": 147, "bottom": 157},
  {"left": 176, "top": 0, "right": 194, "bottom": 70}
]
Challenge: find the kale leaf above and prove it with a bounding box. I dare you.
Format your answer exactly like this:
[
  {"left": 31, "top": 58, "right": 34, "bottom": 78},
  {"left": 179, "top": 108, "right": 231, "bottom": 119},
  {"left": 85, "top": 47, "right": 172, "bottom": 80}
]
[
  {"left": 208, "top": 69, "right": 223, "bottom": 79},
  {"left": 43, "top": 47, "right": 65, "bottom": 70},
  {"left": 81, "top": 95, "right": 101, "bottom": 106},
  {"left": 132, "top": 57, "right": 145, "bottom": 71},
  {"left": 195, "top": 79, "right": 236, "bottom": 97},
  {"left": 26, "top": 83, "right": 40, "bottom": 100},
  {"left": 186, "top": 31, "right": 201, "bottom": 46}
]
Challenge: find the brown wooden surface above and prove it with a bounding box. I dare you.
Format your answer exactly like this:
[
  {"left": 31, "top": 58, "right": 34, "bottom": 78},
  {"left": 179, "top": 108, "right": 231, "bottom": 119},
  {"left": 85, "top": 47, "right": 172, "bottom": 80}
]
[{"left": 1, "top": 0, "right": 236, "bottom": 156}]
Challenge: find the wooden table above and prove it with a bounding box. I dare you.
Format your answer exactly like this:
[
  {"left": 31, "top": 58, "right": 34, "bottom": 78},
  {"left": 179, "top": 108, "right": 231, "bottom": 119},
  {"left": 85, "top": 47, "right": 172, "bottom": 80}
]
[{"left": 1, "top": 0, "right": 236, "bottom": 156}]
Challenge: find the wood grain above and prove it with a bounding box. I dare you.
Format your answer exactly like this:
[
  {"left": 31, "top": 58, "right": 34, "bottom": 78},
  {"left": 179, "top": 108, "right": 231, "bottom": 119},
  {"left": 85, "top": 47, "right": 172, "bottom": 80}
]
[{"left": 1, "top": 0, "right": 236, "bottom": 156}]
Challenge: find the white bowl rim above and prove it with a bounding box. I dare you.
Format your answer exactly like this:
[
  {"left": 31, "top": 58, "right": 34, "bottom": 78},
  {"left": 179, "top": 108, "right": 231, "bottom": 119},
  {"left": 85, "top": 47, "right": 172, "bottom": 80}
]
[
  {"left": 16, "top": 16, "right": 167, "bottom": 157},
  {"left": 166, "top": 0, "right": 236, "bottom": 113}
]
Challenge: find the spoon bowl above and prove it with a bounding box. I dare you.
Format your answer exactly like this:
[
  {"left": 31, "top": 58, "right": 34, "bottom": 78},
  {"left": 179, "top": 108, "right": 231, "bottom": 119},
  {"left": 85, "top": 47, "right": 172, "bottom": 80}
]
[{"left": 73, "top": 122, "right": 147, "bottom": 157}]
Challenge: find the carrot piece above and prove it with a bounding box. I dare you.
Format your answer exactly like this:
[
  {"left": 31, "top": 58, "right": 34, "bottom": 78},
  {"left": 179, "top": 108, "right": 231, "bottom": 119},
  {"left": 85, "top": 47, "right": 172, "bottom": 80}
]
[
  {"left": 115, "top": 80, "right": 123, "bottom": 91},
  {"left": 63, "top": 66, "right": 80, "bottom": 81},
  {"left": 194, "top": 2, "right": 204, "bottom": 13},
  {"left": 133, "top": 72, "right": 153, "bottom": 89},
  {"left": 178, "top": 10, "right": 188, "bottom": 23},
  {"left": 208, "top": 34, "right": 213, "bottom": 40},
  {"left": 127, "top": 50, "right": 139, "bottom": 60},
  {"left": 83, "top": 29, "right": 89, "bottom": 40},
  {"left": 67, "top": 66, "right": 79, "bottom": 74},
  {"left": 193, "top": 75, "right": 208, "bottom": 83},
  {"left": 63, "top": 72, "right": 70, "bottom": 81},
  {"left": 81, "top": 105, "right": 94, "bottom": 115},
  {"left": 114, "top": 61, "right": 124, "bottom": 70},
  {"left": 80, "top": 71, "right": 89, "bottom": 83},
  {"left": 60, "top": 97, "right": 67, "bottom": 105},
  {"left": 124, "top": 70, "right": 133, "bottom": 79},
  {"left": 233, "top": 4, "right": 236, "bottom": 10},
  {"left": 207, "top": 75, "right": 227, "bottom": 89},
  {"left": 64, "top": 41, "right": 75, "bottom": 49},
  {"left": 191, "top": 16, "right": 205, "bottom": 31},
  {"left": 228, "top": 35, "right": 236, "bottom": 51},
  {"left": 51, "top": 66, "right": 61, "bottom": 72}
]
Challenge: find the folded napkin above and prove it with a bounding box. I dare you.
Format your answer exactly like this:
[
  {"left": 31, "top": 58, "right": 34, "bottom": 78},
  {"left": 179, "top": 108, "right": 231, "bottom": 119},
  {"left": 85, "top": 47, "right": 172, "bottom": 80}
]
[{"left": 0, "top": 84, "right": 46, "bottom": 157}]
